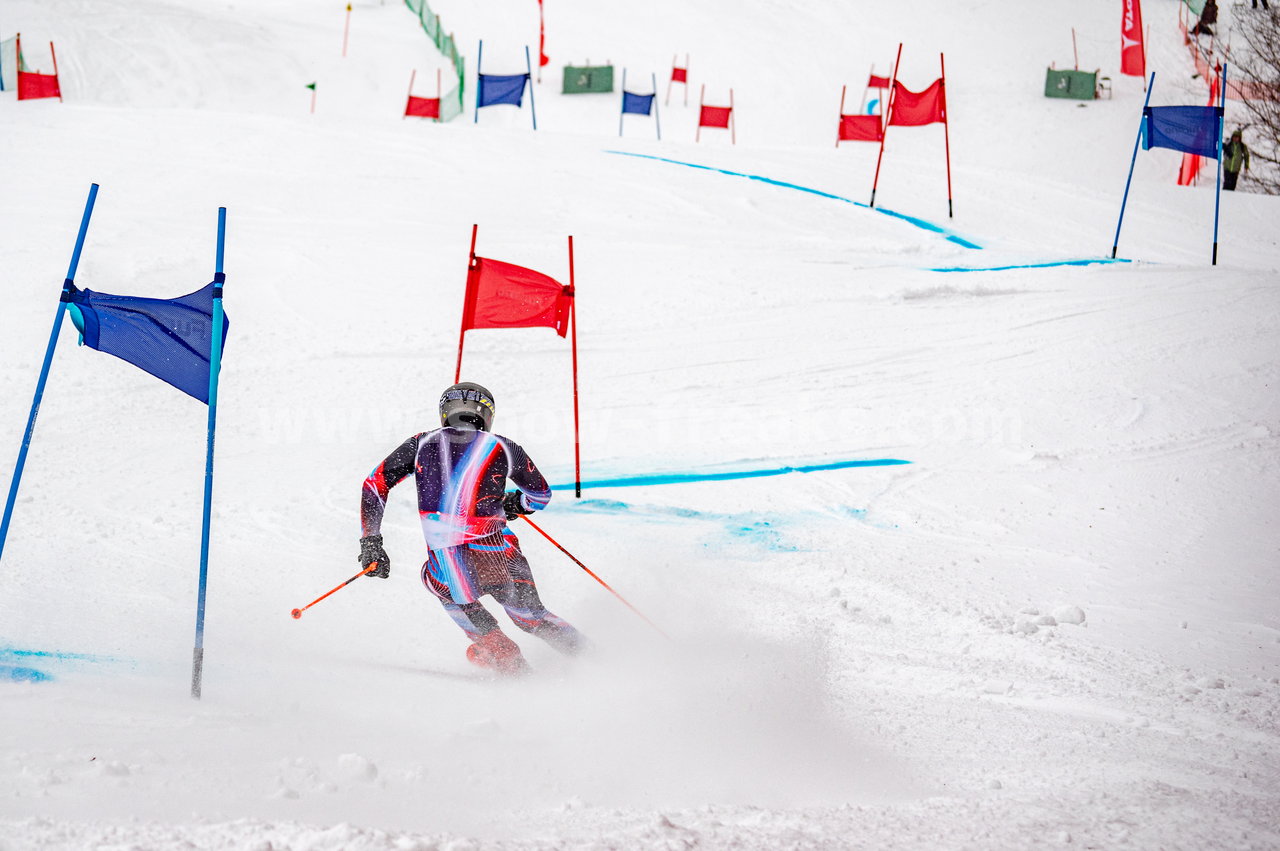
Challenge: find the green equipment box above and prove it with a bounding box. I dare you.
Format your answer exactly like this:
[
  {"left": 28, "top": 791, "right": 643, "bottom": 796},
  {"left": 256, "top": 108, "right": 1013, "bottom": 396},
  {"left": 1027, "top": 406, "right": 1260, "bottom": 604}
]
[
  {"left": 563, "top": 64, "right": 614, "bottom": 94},
  {"left": 1045, "top": 68, "right": 1098, "bottom": 100}
]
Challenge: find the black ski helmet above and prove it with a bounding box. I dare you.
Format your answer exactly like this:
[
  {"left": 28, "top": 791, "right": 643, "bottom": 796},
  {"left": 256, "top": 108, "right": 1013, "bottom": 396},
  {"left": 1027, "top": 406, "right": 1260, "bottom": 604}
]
[{"left": 439, "top": 382, "right": 495, "bottom": 432}]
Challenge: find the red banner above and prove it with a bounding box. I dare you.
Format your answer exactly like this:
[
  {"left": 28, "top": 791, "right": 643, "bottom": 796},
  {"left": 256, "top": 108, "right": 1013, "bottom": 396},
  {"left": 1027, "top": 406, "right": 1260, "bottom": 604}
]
[
  {"left": 17, "top": 70, "right": 60, "bottom": 101},
  {"left": 672, "top": 66, "right": 688, "bottom": 84},
  {"left": 537, "top": 0, "right": 549, "bottom": 67},
  {"left": 1121, "top": 0, "right": 1145, "bottom": 77},
  {"left": 699, "top": 105, "right": 731, "bottom": 128},
  {"left": 888, "top": 78, "right": 945, "bottom": 126},
  {"left": 839, "top": 114, "right": 883, "bottom": 142},
  {"left": 868, "top": 74, "right": 891, "bottom": 89},
  {"left": 462, "top": 257, "right": 572, "bottom": 337},
  {"left": 405, "top": 95, "right": 440, "bottom": 118}
]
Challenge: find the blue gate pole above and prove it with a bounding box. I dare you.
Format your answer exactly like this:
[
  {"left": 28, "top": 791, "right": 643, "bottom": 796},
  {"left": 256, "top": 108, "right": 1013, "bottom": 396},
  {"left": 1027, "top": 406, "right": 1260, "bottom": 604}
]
[
  {"left": 653, "top": 72, "right": 661, "bottom": 141},
  {"left": 474, "top": 40, "right": 483, "bottom": 123},
  {"left": 1212, "top": 65, "right": 1227, "bottom": 266},
  {"left": 525, "top": 45, "right": 537, "bottom": 131},
  {"left": 1112, "top": 73, "right": 1156, "bottom": 259},
  {"left": 0, "top": 183, "right": 99, "bottom": 566},
  {"left": 191, "top": 206, "right": 226, "bottom": 700}
]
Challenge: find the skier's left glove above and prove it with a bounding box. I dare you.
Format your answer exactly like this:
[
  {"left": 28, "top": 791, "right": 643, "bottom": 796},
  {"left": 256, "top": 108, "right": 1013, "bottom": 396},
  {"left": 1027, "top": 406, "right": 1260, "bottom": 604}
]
[
  {"left": 359, "top": 534, "right": 390, "bottom": 578},
  {"left": 503, "top": 491, "right": 532, "bottom": 521}
]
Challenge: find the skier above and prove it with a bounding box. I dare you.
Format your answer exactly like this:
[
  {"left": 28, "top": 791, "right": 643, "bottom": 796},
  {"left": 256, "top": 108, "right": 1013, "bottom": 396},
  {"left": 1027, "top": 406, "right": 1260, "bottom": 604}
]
[{"left": 357, "top": 382, "right": 585, "bottom": 675}]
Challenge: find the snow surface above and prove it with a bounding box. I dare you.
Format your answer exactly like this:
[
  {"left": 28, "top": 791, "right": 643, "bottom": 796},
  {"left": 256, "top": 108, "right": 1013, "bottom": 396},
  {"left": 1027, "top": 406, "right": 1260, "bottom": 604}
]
[{"left": 1, "top": 0, "right": 1278, "bottom": 848}]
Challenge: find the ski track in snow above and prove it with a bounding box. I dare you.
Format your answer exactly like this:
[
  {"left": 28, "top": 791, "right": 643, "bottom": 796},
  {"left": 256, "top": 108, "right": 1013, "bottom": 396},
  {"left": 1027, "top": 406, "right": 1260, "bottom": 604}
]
[{"left": 1, "top": 0, "right": 1279, "bottom": 848}]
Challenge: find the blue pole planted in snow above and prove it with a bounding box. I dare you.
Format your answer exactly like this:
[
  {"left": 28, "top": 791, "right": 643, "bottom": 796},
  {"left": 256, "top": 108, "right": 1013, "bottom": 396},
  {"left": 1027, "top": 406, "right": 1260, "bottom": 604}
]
[
  {"left": 474, "top": 40, "right": 483, "bottom": 123},
  {"left": 1212, "top": 64, "right": 1227, "bottom": 266},
  {"left": 0, "top": 183, "right": 99, "bottom": 566},
  {"left": 1111, "top": 72, "right": 1157, "bottom": 259},
  {"left": 525, "top": 45, "right": 537, "bottom": 131},
  {"left": 191, "top": 206, "right": 226, "bottom": 700}
]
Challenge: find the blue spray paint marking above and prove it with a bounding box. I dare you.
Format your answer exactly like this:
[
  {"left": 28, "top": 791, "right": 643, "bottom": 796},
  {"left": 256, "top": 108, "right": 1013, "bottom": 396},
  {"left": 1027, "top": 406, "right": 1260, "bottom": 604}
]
[
  {"left": 550, "top": 457, "right": 910, "bottom": 491},
  {"left": 603, "top": 150, "right": 983, "bottom": 250},
  {"left": 2, "top": 664, "right": 53, "bottom": 682},
  {"left": 929, "top": 258, "right": 1133, "bottom": 273},
  {"left": 0, "top": 646, "right": 123, "bottom": 684}
]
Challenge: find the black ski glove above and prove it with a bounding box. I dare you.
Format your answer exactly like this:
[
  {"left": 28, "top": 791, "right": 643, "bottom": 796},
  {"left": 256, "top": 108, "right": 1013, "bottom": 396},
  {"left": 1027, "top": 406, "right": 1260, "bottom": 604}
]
[
  {"left": 359, "top": 534, "right": 390, "bottom": 578},
  {"left": 502, "top": 491, "right": 531, "bottom": 521}
]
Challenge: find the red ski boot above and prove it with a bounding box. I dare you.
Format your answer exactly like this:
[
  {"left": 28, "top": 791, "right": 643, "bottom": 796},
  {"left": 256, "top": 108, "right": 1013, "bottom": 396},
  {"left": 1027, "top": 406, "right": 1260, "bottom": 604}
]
[{"left": 465, "top": 630, "right": 531, "bottom": 676}]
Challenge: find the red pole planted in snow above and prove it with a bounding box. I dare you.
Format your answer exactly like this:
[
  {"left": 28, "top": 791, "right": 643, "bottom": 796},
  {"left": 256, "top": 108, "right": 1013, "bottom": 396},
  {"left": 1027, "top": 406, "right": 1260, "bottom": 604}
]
[
  {"left": 455, "top": 224, "right": 478, "bottom": 383},
  {"left": 1072, "top": 28, "right": 1079, "bottom": 71},
  {"left": 342, "top": 3, "right": 352, "bottom": 58},
  {"left": 696, "top": 83, "right": 704, "bottom": 142},
  {"left": 50, "top": 41, "right": 61, "bottom": 102},
  {"left": 684, "top": 55, "right": 689, "bottom": 106},
  {"left": 730, "top": 87, "right": 736, "bottom": 145},
  {"left": 404, "top": 69, "right": 416, "bottom": 119},
  {"left": 941, "top": 52, "right": 954, "bottom": 219},
  {"left": 568, "top": 235, "right": 581, "bottom": 498},
  {"left": 837, "top": 84, "right": 847, "bottom": 147},
  {"left": 665, "top": 54, "right": 674, "bottom": 105},
  {"left": 870, "top": 42, "right": 903, "bottom": 208}
]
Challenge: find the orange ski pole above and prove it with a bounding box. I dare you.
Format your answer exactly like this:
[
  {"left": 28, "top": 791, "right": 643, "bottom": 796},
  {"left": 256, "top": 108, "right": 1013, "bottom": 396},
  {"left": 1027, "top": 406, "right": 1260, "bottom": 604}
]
[
  {"left": 291, "top": 563, "right": 379, "bottom": 619},
  {"left": 517, "top": 515, "right": 669, "bottom": 639}
]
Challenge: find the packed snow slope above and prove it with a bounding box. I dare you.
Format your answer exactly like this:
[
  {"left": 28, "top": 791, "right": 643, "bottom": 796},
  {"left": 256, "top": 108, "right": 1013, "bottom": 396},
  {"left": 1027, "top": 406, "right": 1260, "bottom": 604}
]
[{"left": 1, "top": 0, "right": 1278, "bottom": 848}]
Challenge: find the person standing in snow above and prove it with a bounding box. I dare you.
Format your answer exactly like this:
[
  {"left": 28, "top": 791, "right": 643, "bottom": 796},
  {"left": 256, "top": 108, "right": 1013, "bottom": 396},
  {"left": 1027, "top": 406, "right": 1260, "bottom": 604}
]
[
  {"left": 357, "top": 382, "right": 585, "bottom": 674},
  {"left": 1192, "top": 0, "right": 1218, "bottom": 35},
  {"left": 1223, "top": 130, "right": 1251, "bottom": 191}
]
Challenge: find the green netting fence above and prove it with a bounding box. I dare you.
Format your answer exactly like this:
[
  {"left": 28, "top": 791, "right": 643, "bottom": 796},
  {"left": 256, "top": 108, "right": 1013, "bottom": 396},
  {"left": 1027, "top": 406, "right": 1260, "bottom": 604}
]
[
  {"left": 1183, "top": 0, "right": 1206, "bottom": 15},
  {"left": 1044, "top": 68, "right": 1098, "bottom": 100},
  {"left": 563, "top": 64, "right": 614, "bottom": 94},
  {"left": 0, "top": 35, "right": 29, "bottom": 92},
  {"left": 404, "top": 0, "right": 465, "bottom": 121}
]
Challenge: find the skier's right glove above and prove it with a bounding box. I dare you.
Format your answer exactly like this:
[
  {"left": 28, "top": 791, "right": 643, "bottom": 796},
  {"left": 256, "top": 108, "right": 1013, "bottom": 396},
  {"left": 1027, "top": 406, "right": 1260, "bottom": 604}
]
[
  {"left": 359, "top": 534, "right": 390, "bottom": 578},
  {"left": 502, "top": 491, "right": 532, "bottom": 521}
]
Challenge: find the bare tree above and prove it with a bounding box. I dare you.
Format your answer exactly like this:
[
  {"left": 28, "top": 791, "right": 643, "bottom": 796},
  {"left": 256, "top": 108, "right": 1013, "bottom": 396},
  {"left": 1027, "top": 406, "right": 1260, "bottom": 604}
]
[{"left": 1229, "top": 10, "right": 1280, "bottom": 193}]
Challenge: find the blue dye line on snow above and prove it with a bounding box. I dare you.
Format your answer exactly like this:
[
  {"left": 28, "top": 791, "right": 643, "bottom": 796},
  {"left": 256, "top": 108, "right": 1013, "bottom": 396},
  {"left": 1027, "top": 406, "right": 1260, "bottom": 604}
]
[
  {"left": 929, "top": 257, "right": 1133, "bottom": 273},
  {"left": 604, "top": 150, "right": 983, "bottom": 250},
  {"left": 551, "top": 457, "right": 910, "bottom": 491},
  {"left": 1, "top": 664, "right": 53, "bottom": 682},
  {"left": 0, "top": 646, "right": 124, "bottom": 684}
]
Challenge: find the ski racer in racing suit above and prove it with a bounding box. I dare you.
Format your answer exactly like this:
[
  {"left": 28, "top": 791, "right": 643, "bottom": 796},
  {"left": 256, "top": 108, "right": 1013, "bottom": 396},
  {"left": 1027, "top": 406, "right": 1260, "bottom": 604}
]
[{"left": 357, "top": 382, "right": 584, "bottom": 674}]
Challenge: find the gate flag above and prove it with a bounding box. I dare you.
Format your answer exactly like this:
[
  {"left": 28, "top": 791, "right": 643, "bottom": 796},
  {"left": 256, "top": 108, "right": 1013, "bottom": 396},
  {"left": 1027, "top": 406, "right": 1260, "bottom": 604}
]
[
  {"left": 888, "top": 78, "right": 945, "bottom": 126},
  {"left": 1121, "top": 0, "right": 1146, "bottom": 78},
  {"left": 478, "top": 73, "right": 528, "bottom": 108},
  {"left": 461, "top": 258, "right": 572, "bottom": 336},
  {"left": 67, "top": 282, "right": 230, "bottom": 403},
  {"left": 1142, "top": 105, "right": 1222, "bottom": 159}
]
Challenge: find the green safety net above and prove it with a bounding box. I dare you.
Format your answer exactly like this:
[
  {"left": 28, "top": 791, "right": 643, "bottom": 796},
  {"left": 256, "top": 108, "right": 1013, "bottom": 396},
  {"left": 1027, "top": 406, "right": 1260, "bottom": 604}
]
[
  {"left": 403, "top": 0, "right": 465, "bottom": 120},
  {"left": 1184, "top": 0, "right": 1206, "bottom": 14},
  {"left": 562, "top": 64, "right": 614, "bottom": 94},
  {"left": 1044, "top": 68, "right": 1097, "bottom": 100}
]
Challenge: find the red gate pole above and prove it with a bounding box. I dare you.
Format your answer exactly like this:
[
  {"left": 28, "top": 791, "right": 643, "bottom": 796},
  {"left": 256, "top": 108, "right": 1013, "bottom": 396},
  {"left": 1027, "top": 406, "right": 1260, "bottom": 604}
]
[
  {"left": 696, "top": 84, "right": 704, "bottom": 142},
  {"left": 665, "top": 54, "right": 675, "bottom": 105},
  {"left": 729, "top": 87, "right": 736, "bottom": 145},
  {"left": 455, "top": 224, "right": 478, "bottom": 382},
  {"left": 50, "top": 41, "right": 62, "bottom": 102},
  {"left": 836, "top": 84, "right": 847, "bottom": 147},
  {"left": 568, "top": 235, "right": 581, "bottom": 498},
  {"left": 342, "top": 3, "right": 352, "bottom": 57},
  {"left": 436, "top": 67, "right": 442, "bottom": 122},
  {"left": 404, "top": 69, "right": 416, "bottom": 119},
  {"left": 941, "top": 52, "right": 954, "bottom": 219},
  {"left": 870, "top": 42, "right": 903, "bottom": 208}
]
